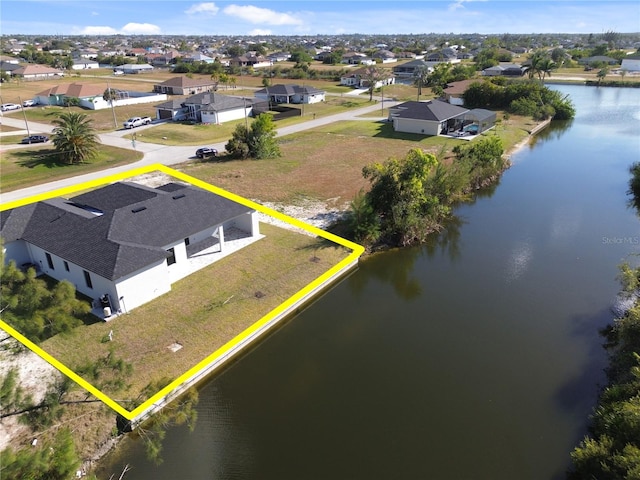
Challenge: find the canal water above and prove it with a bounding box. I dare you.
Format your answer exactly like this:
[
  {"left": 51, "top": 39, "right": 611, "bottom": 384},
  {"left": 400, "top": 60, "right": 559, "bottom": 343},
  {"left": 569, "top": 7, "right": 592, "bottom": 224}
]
[{"left": 98, "top": 85, "right": 640, "bottom": 479}]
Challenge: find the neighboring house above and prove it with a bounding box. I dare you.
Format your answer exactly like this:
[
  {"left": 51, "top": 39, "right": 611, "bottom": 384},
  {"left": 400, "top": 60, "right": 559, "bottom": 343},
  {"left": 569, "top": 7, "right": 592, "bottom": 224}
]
[
  {"left": 34, "top": 83, "right": 167, "bottom": 111},
  {"left": 268, "top": 51, "right": 291, "bottom": 62},
  {"left": 1, "top": 181, "right": 260, "bottom": 316},
  {"left": 0, "top": 55, "right": 20, "bottom": 64},
  {"left": 620, "top": 54, "right": 640, "bottom": 72},
  {"left": 12, "top": 64, "right": 64, "bottom": 80},
  {"left": 340, "top": 67, "right": 396, "bottom": 89},
  {"left": 341, "top": 52, "right": 368, "bottom": 65},
  {"left": 389, "top": 99, "right": 496, "bottom": 136},
  {"left": 117, "top": 63, "right": 154, "bottom": 74},
  {"left": 229, "top": 55, "right": 272, "bottom": 69},
  {"left": 392, "top": 59, "right": 432, "bottom": 78},
  {"left": 153, "top": 76, "right": 218, "bottom": 95},
  {"left": 154, "top": 99, "right": 187, "bottom": 121},
  {"left": 425, "top": 49, "right": 460, "bottom": 63},
  {"left": 255, "top": 84, "right": 325, "bottom": 105},
  {"left": 481, "top": 63, "right": 526, "bottom": 76},
  {"left": 578, "top": 56, "right": 619, "bottom": 66},
  {"left": 443, "top": 79, "right": 481, "bottom": 106},
  {"left": 182, "top": 52, "right": 215, "bottom": 64},
  {"left": 149, "top": 50, "right": 181, "bottom": 66},
  {"left": 172, "top": 92, "right": 260, "bottom": 124},
  {"left": 0, "top": 61, "right": 22, "bottom": 77},
  {"left": 71, "top": 58, "right": 100, "bottom": 70}
]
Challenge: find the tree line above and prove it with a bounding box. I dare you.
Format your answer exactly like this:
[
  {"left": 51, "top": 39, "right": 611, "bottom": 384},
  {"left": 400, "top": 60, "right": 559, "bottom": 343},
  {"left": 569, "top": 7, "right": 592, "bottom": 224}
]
[{"left": 567, "top": 166, "right": 640, "bottom": 478}]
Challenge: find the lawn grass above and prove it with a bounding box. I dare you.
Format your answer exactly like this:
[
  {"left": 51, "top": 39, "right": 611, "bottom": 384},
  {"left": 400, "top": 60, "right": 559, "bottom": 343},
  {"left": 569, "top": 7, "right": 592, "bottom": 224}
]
[
  {"left": 0, "top": 144, "right": 143, "bottom": 192},
  {"left": 42, "top": 223, "right": 351, "bottom": 397}
]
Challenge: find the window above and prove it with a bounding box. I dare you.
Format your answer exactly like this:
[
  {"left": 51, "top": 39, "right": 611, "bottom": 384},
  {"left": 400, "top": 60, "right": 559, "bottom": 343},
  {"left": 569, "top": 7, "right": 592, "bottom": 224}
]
[
  {"left": 166, "top": 248, "right": 176, "bottom": 266},
  {"left": 83, "top": 270, "right": 93, "bottom": 289},
  {"left": 45, "top": 252, "right": 54, "bottom": 270},
  {"left": 184, "top": 237, "right": 190, "bottom": 246},
  {"left": 64, "top": 261, "right": 69, "bottom": 272}
]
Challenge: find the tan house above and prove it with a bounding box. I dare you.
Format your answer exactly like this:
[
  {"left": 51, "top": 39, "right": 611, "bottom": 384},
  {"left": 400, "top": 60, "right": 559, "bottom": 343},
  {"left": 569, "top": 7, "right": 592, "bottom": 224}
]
[
  {"left": 13, "top": 64, "right": 64, "bottom": 80},
  {"left": 153, "top": 76, "right": 218, "bottom": 95}
]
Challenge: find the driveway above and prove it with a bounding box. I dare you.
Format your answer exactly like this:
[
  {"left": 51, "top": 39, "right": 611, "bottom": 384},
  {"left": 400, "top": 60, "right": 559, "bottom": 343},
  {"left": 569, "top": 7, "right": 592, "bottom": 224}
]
[{"left": 0, "top": 100, "right": 398, "bottom": 204}]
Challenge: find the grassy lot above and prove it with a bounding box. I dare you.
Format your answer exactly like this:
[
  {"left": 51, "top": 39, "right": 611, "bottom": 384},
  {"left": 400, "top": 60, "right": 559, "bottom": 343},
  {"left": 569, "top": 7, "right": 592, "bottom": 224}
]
[
  {"left": 0, "top": 144, "right": 143, "bottom": 192},
  {"left": 180, "top": 113, "right": 535, "bottom": 208},
  {"left": 42, "top": 223, "right": 351, "bottom": 396}
]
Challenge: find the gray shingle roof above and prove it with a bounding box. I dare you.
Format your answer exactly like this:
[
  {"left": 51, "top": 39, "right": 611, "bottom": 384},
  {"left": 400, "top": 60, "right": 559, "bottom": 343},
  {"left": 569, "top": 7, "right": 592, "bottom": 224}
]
[
  {"left": 393, "top": 100, "right": 469, "bottom": 122},
  {"left": 255, "top": 84, "right": 324, "bottom": 96},
  {"left": 1, "top": 182, "right": 252, "bottom": 281}
]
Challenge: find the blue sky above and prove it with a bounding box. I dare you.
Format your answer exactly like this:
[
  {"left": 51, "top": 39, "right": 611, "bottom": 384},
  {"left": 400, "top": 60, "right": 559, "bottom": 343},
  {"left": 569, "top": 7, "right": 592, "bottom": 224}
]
[{"left": 1, "top": 1, "right": 638, "bottom": 36}]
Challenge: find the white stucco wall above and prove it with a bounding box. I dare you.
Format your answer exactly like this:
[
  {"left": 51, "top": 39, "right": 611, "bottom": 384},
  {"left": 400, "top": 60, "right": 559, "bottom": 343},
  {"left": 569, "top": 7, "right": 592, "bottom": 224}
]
[
  {"left": 201, "top": 107, "right": 250, "bottom": 124},
  {"left": 3, "top": 240, "right": 31, "bottom": 267},
  {"left": 227, "top": 212, "right": 259, "bottom": 236},
  {"left": 81, "top": 93, "right": 167, "bottom": 111},
  {"left": 393, "top": 117, "right": 440, "bottom": 136},
  {"left": 114, "top": 260, "right": 171, "bottom": 312}
]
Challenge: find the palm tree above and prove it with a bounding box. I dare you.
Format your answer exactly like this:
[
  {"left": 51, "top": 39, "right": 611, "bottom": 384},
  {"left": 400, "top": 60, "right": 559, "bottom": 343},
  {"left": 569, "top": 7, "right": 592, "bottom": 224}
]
[
  {"left": 597, "top": 67, "right": 609, "bottom": 85},
  {"left": 537, "top": 58, "right": 557, "bottom": 82},
  {"left": 413, "top": 65, "right": 431, "bottom": 99},
  {"left": 51, "top": 112, "right": 100, "bottom": 165}
]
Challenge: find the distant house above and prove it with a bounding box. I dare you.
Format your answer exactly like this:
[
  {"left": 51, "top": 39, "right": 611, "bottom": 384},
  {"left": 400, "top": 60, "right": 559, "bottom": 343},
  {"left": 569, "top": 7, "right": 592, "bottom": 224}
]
[
  {"left": 255, "top": 84, "right": 325, "bottom": 104},
  {"left": 12, "top": 64, "right": 64, "bottom": 80},
  {"left": 389, "top": 99, "right": 496, "bottom": 137},
  {"left": 1, "top": 181, "right": 260, "bottom": 316},
  {"left": 156, "top": 92, "right": 262, "bottom": 124},
  {"left": 268, "top": 51, "right": 291, "bottom": 62},
  {"left": 443, "top": 79, "right": 481, "bottom": 106},
  {"left": 0, "top": 61, "right": 22, "bottom": 77},
  {"left": 372, "top": 49, "right": 397, "bottom": 63},
  {"left": 578, "top": 56, "right": 619, "bottom": 66},
  {"left": 229, "top": 55, "right": 272, "bottom": 69},
  {"left": 340, "top": 67, "right": 396, "bottom": 89},
  {"left": 621, "top": 53, "right": 640, "bottom": 72},
  {"left": 34, "top": 83, "right": 167, "bottom": 111},
  {"left": 392, "top": 59, "right": 432, "bottom": 78},
  {"left": 481, "top": 63, "right": 526, "bottom": 76},
  {"left": 117, "top": 63, "right": 154, "bottom": 74},
  {"left": 182, "top": 52, "right": 215, "bottom": 64},
  {"left": 425, "top": 49, "right": 460, "bottom": 64},
  {"left": 71, "top": 58, "right": 100, "bottom": 70},
  {"left": 341, "top": 52, "right": 368, "bottom": 65},
  {"left": 153, "top": 76, "right": 218, "bottom": 95}
]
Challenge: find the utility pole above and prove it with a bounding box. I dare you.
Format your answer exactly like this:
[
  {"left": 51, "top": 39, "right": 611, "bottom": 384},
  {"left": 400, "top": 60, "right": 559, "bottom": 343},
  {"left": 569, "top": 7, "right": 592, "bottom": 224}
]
[
  {"left": 18, "top": 96, "right": 31, "bottom": 141},
  {"left": 106, "top": 81, "right": 118, "bottom": 128}
]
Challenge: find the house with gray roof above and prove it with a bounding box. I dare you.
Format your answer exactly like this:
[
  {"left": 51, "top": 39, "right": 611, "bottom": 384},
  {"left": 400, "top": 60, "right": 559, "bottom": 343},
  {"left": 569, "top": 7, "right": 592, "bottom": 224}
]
[
  {"left": 389, "top": 99, "right": 495, "bottom": 136},
  {"left": 254, "top": 84, "right": 325, "bottom": 105},
  {"left": 1, "top": 182, "right": 260, "bottom": 316},
  {"left": 153, "top": 76, "right": 218, "bottom": 95}
]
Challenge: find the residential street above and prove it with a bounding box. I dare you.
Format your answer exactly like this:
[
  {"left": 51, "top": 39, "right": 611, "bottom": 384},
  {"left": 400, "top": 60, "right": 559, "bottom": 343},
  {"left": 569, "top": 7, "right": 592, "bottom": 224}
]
[{"left": 0, "top": 100, "right": 395, "bottom": 204}]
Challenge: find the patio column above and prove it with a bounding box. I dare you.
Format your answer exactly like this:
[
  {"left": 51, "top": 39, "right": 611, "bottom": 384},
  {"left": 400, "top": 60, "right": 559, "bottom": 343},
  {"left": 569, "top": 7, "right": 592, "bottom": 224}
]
[{"left": 218, "top": 225, "right": 225, "bottom": 252}]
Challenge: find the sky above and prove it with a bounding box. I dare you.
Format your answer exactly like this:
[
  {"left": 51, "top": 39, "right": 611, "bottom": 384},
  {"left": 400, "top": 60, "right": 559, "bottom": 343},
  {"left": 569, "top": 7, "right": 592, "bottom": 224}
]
[{"left": 1, "top": 0, "right": 638, "bottom": 37}]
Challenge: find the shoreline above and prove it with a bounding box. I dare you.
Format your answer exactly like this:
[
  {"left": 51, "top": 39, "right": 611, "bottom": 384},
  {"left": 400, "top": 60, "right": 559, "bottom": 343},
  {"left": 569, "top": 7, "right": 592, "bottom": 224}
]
[{"left": 1, "top": 117, "right": 551, "bottom": 474}]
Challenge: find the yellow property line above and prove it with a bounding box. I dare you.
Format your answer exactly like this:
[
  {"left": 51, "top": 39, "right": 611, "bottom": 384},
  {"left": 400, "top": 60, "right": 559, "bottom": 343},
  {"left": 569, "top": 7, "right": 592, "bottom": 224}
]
[{"left": 1, "top": 164, "right": 364, "bottom": 421}]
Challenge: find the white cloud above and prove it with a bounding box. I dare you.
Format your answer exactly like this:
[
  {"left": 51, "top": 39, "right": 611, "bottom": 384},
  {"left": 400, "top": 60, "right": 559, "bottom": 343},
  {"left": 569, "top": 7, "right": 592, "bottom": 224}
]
[
  {"left": 91, "top": 11, "right": 99, "bottom": 16},
  {"left": 185, "top": 3, "right": 219, "bottom": 16},
  {"left": 120, "top": 22, "right": 162, "bottom": 34},
  {"left": 223, "top": 4, "right": 303, "bottom": 26},
  {"left": 449, "top": 0, "right": 487, "bottom": 12},
  {"left": 249, "top": 28, "right": 273, "bottom": 35},
  {"left": 79, "top": 25, "right": 119, "bottom": 35}
]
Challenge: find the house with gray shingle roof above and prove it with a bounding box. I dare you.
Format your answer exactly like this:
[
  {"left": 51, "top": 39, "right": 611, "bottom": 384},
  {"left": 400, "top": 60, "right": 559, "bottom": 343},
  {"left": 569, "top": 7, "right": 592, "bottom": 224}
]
[
  {"left": 254, "top": 84, "right": 325, "bottom": 105},
  {"left": 389, "top": 99, "right": 495, "bottom": 136},
  {"left": 153, "top": 76, "right": 218, "bottom": 95},
  {"left": 1, "top": 181, "right": 260, "bottom": 316}
]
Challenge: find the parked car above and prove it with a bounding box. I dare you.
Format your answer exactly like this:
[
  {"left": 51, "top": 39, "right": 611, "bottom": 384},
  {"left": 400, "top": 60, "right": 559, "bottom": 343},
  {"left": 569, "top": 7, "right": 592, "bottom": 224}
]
[
  {"left": 20, "top": 135, "right": 49, "bottom": 144},
  {"left": 196, "top": 147, "right": 218, "bottom": 159},
  {"left": 113, "top": 70, "right": 124, "bottom": 75},
  {"left": 123, "top": 116, "right": 152, "bottom": 129},
  {"left": 1, "top": 103, "right": 21, "bottom": 111},
  {"left": 22, "top": 99, "right": 36, "bottom": 107}
]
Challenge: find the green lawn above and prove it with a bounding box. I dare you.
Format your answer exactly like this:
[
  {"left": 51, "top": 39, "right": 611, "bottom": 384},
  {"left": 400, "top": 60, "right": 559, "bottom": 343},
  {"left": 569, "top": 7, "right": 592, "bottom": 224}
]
[
  {"left": 42, "top": 223, "right": 351, "bottom": 396},
  {"left": 0, "top": 144, "right": 144, "bottom": 193}
]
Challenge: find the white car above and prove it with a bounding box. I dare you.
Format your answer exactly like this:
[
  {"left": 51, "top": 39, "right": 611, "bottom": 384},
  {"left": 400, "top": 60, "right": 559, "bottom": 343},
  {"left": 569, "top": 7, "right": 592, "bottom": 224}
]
[
  {"left": 1, "top": 103, "right": 21, "bottom": 111},
  {"left": 22, "top": 99, "right": 36, "bottom": 107}
]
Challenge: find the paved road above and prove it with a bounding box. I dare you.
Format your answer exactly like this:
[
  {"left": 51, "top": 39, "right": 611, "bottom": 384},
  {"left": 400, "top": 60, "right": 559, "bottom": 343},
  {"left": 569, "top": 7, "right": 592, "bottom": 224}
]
[{"left": 0, "top": 100, "right": 396, "bottom": 204}]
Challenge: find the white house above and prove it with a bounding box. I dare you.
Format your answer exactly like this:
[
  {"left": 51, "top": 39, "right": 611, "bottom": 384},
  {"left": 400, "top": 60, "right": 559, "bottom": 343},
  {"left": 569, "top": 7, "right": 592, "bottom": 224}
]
[
  {"left": 117, "top": 63, "right": 154, "bottom": 74},
  {"left": 621, "top": 54, "right": 640, "bottom": 72},
  {"left": 340, "top": 67, "right": 396, "bottom": 89},
  {"left": 1, "top": 182, "right": 260, "bottom": 317},
  {"left": 254, "top": 84, "right": 325, "bottom": 105},
  {"left": 71, "top": 58, "right": 100, "bottom": 70},
  {"left": 34, "top": 83, "right": 167, "bottom": 111}
]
